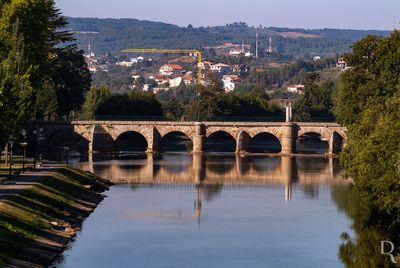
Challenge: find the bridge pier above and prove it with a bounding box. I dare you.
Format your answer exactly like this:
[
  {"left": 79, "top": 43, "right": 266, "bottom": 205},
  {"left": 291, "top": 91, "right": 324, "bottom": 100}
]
[
  {"left": 146, "top": 127, "right": 161, "bottom": 154},
  {"left": 281, "top": 123, "right": 295, "bottom": 155},
  {"left": 193, "top": 123, "right": 205, "bottom": 154},
  {"left": 236, "top": 131, "right": 250, "bottom": 155},
  {"left": 329, "top": 132, "right": 343, "bottom": 155}
]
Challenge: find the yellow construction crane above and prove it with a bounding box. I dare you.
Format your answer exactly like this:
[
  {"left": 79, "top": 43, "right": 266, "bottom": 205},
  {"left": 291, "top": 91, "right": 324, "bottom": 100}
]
[{"left": 121, "top": 48, "right": 203, "bottom": 91}]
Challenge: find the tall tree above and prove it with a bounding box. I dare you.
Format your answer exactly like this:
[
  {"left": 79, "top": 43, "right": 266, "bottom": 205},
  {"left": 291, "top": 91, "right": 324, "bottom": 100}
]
[
  {"left": 294, "top": 73, "right": 335, "bottom": 121},
  {"left": 82, "top": 86, "right": 111, "bottom": 119},
  {"left": 0, "top": 0, "right": 90, "bottom": 120},
  {"left": 333, "top": 31, "right": 400, "bottom": 234},
  {"left": 0, "top": 21, "right": 33, "bottom": 143}
]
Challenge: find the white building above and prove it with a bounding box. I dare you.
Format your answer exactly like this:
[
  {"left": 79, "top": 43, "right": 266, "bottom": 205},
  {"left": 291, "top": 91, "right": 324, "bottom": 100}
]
[
  {"left": 87, "top": 65, "right": 97, "bottom": 73},
  {"left": 169, "top": 75, "right": 193, "bottom": 87},
  {"left": 287, "top": 84, "right": 305, "bottom": 94},
  {"left": 222, "top": 75, "right": 241, "bottom": 92},
  {"left": 229, "top": 49, "right": 242, "bottom": 57},
  {"left": 117, "top": 61, "right": 134, "bottom": 67},
  {"left": 159, "top": 64, "right": 184, "bottom": 76},
  {"left": 210, "top": 63, "right": 232, "bottom": 74},
  {"left": 337, "top": 58, "right": 348, "bottom": 70}
]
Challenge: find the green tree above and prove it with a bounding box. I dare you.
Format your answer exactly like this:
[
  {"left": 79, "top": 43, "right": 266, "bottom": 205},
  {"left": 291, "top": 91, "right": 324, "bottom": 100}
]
[
  {"left": 294, "top": 73, "right": 335, "bottom": 121},
  {"left": 0, "top": 0, "right": 90, "bottom": 120},
  {"left": 82, "top": 86, "right": 111, "bottom": 119},
  {"left": 95, "top": 91, "right": 163, "bottom": 117},
  {"left": 52, "top": 45, "right": 91, "bottom": 119},
  {"left": 0, "top": 21, "right": 33, "bottom": 144},
  {"left": 165, "top": 96, "right": 184, "bottom": 120},
  {"left": 333, "top": 31, "right": 400, "bottom": 234}
]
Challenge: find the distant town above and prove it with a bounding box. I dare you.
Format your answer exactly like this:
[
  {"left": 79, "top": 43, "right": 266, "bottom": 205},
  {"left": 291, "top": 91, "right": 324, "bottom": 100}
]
[{"left": 84, "top": 39, "right": 349, "bottom": 95}]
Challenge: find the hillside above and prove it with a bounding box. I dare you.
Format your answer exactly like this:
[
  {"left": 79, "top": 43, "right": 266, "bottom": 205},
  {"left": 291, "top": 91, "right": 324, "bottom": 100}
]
[{"left": 66, "top": 18, "right": 391, "bottom": 58}]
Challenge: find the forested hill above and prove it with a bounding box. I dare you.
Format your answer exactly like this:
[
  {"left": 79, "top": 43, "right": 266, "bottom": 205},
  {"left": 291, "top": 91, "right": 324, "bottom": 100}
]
[{"left": 67, "top": 18, "right": 391, "bottom": 58}]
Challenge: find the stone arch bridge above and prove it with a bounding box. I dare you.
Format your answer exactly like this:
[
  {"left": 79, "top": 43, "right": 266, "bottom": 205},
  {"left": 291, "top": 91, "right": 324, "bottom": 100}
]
[{"left": 35, "top": 121, "right": 347, "bottom": 155}]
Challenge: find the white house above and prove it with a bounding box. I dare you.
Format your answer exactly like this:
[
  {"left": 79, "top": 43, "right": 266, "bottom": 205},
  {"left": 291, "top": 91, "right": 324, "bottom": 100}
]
[
  {"left": 169, "top": 75, "right": 193, "bottom": 87},
  {"left": 222, "top": 75, "right": 241, "bottom": 92},
  {"left": 155, "top": 75, "right": 170, "bottom": 85},
  {"left": 87, "top": 65, "right": 97, "bottom": 73},
  {"left": 287, "top": 84, "right": 305, "bottom": 94},
  {"left": 198, "top": 61, "right": 213, "bottom": 70},
  {"left": 210, "top": 63, "right": 232, "bottom": 74},
  {"left": 229, "top": 49, "right": 242, "bottom": 57},
  {"left": 159, "top": 64, "right": 184, "bottom": 76},
  {"left": 117, "top": 61, "right": 133, "bottom": 67},
  {"left": 337, "top": 58, "right": 348, "bottom": 70}
]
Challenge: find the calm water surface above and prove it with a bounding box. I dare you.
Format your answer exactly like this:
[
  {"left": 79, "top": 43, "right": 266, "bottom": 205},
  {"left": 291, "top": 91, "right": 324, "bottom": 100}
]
[{"left": 55, "top": 154, "right": 353, "bottom": 268}]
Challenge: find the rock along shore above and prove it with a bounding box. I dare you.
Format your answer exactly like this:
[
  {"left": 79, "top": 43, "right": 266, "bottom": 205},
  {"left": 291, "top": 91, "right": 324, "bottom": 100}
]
[{"left": 0, "top": 165, "right": 113, "bottom": 268}]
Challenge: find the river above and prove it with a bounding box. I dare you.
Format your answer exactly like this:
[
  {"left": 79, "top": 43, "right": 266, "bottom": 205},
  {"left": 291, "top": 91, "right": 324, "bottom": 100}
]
[{"left": 53, "top": 154, "right": 355, "bottom": 267}]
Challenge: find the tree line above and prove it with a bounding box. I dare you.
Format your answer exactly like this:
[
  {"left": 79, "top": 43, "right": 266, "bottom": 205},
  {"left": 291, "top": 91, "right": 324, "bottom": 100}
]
[
  {"left": 68, "top": 18, "right": 391, "bottom": 59},
  {"left": 81, "top": 77, "right": 283, "bottom": 121}
]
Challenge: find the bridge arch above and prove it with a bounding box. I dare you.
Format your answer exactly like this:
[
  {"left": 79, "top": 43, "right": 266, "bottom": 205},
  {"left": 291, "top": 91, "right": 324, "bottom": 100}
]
[
  {"left": 92, "top": 125, "right": 114, "bottom": 152},
  {"left": 115, "top": 131, "right": 148, "bottom": 152},
  {"left": 206, "top": 131, "right": 237, "bottom": 153},
  {"left": 45, "top": 127, "right": 90, "bottom": 153},
  {"left": 160, "top": 131, "right": 193, "bottom": 152},
  {"left": 296, "top": 131, "right": 329, "bottom": 154},
  {"left": 249, "top": 132, "right": 282, "bottom": 153},
  {"left": 158, "top": 126, "right": 195, "bottom": 140}
]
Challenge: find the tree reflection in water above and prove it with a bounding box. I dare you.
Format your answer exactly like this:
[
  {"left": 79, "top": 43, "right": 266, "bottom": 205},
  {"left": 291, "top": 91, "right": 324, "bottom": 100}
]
[{"left": 332, "top": 185, "right": 400, "bottom": 267}]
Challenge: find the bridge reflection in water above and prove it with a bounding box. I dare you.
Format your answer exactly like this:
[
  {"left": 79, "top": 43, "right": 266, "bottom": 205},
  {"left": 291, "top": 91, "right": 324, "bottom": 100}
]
[{"left": 75, "top": 154, "right": 351, "bottom": 210}]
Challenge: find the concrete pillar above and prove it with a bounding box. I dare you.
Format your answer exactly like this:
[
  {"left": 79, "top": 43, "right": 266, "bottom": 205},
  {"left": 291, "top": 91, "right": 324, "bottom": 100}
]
[
  {"left": 88, "top": 125, "right": 95, "bottom": 154},
  {"left": 193, "top": 123, "right": 205, "bottom": 154},
  {"left": 281, "top": 123, "right": 295, "bottom": 155},
  {"left": 146, "top": 127, "right": 161, "bottom": 154},
  {"left": 329, "top": 132, "right": 344, "bottom": 155},
  {"left": 285, "top": 104, "right": 293, "bottom": 122},
  {"left": 236, "top": 131, "right": 250, "bottom": 155}
]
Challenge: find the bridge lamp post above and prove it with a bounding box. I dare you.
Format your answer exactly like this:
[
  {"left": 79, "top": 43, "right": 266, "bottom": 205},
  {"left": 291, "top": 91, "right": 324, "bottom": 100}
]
[
  {"left": 20, "top": 129, "right": 27, "bottom": 173},
  {"left": 38, "top": 128, "right": 45, "bottom": 167},
  {"left": 63, "top": 146, "right": 70, "bottom": 165},
  {"left": 8, "top": 134, "right": 14, "bottom": 180}
]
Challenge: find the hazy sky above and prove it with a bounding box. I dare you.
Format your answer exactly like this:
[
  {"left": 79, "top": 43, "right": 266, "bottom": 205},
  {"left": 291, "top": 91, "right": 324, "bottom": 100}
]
[{"left": 55, "top": 0, "right": 399, "bottom": 30}]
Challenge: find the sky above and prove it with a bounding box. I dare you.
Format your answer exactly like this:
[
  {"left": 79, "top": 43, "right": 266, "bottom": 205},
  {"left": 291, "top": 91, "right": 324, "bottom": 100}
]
[{"left": 55, "top": 0, "right": 399, "bottom": 30}]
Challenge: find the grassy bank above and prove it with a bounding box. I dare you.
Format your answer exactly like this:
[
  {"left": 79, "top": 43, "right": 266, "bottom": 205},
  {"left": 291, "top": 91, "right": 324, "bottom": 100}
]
[
  {"left": 0, "top": 156, "right": 34, "bottom": 178},
  {"left": 0, "top": 166, "right": 111, "bottom": 267}
]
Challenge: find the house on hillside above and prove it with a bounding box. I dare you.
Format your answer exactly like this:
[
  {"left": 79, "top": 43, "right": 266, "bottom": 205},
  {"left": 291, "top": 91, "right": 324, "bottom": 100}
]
[
  {"left": 169, "top": 75, "right": 193, "bottom": 87},
  {"left": 337, "top": 58, "right": 348, "bottom": 70},
  {"left": 287, "top": 84, "right": 305, "bottom": 94},
  {"left": 210, "top": 63, "right": 232, "bottom": 75},
  {"left": 229, "top": 49, "right": 242, "bottom": 57},
  {"left": 222, "top": 75, "right": 241, "bottom": 92},
  {"left": 155, "top": 75, "right": 170, "bottom": 85},
  {"left": 198, "top": 61, "right": 213, "bottom": 70},
  {"left": 159, "top": 64, "right": 184, "bottom": 75},
  {"left": 87, "top": 66, "right": 97, "bottom": 73}
]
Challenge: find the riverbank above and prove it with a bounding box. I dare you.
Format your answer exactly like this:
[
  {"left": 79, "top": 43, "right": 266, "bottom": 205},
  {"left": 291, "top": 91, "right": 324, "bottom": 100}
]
[{"left": 0, "top": 165, "right": 113, "bottom": 268}]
